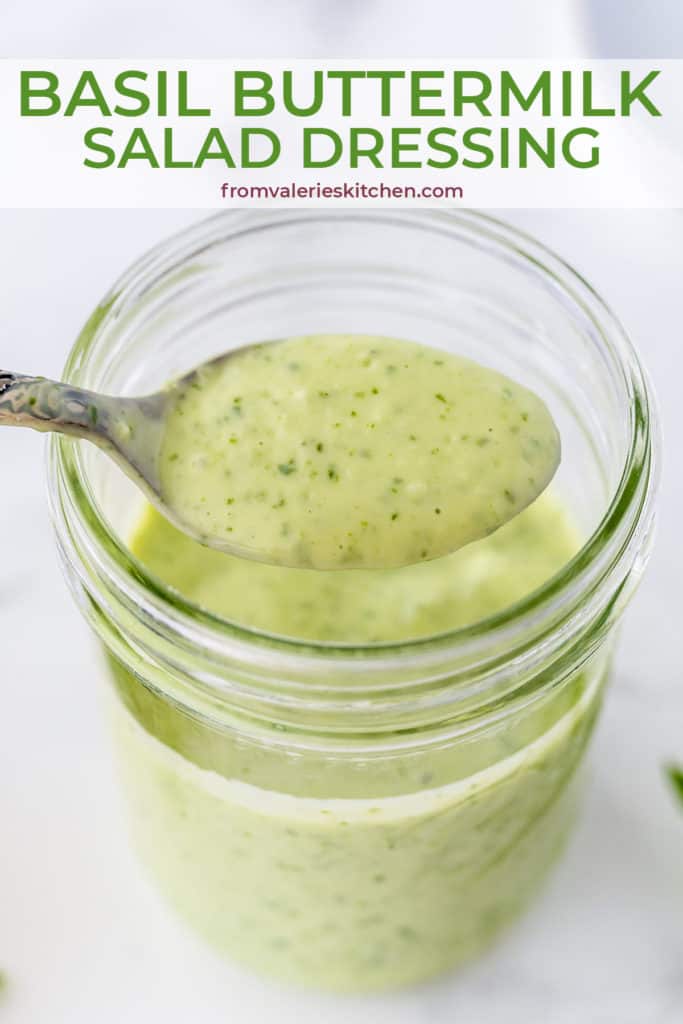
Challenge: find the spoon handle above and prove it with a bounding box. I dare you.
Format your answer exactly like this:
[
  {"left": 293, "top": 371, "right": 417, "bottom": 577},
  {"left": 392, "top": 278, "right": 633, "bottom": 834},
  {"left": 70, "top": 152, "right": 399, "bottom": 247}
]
[
  {"left": 0, "top": 371, "right": 108, "bottom": 439},
  {"left": 0, "top": 370, "right": 168, "bottom": 497}
]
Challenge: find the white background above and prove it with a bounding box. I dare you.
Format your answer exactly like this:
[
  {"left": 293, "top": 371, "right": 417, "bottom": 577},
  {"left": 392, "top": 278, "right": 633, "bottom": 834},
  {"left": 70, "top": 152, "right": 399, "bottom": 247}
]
[{"left": 1, "top": 2, "right": 682, "bottom": 1023}]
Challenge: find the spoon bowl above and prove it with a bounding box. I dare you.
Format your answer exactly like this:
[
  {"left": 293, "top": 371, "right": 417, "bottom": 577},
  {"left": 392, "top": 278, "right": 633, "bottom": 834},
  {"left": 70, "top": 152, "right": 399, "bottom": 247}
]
[{"left": 0, "top": 335, "right": 561, "bottom": 570}]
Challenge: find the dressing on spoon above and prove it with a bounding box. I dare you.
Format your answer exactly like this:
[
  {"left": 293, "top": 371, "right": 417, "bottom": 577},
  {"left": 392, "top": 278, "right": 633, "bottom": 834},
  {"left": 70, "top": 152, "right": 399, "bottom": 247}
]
[
  {"left": 160, "top": 334, "right": 560, "bottom": 569},
  {"left": 0, "top": 334, "right": 560, "bottom": 569}
]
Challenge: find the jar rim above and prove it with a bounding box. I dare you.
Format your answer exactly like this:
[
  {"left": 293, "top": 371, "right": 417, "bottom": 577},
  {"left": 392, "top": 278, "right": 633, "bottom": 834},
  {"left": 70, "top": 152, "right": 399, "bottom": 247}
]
[{"left": 47, "top": 210, "right": 659, "bottom": 724}]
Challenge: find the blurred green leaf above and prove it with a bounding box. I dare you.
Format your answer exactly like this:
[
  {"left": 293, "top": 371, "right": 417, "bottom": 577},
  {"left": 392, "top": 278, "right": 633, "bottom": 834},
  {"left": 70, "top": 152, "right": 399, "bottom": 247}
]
[{"left": 666, "top": 764, "right": 683, "bottom": 805}]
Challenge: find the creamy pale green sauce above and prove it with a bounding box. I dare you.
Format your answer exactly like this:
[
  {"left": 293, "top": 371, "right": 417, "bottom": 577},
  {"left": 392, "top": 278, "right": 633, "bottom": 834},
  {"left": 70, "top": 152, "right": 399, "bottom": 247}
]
[
  {"left": 132, "top": 492, "right": 576, "bottom": 643},
  {"left": 105, "top": 334, "right": 595, "bottom": 990},
  {"left": 158, "top": 335, "right": 560, "bottom": 569},
  {"left": 113, "top": 682, "right": 600, "bottom": 991},
  {"left": 105, "top": 489, "right": 604, "bottom": 991}
]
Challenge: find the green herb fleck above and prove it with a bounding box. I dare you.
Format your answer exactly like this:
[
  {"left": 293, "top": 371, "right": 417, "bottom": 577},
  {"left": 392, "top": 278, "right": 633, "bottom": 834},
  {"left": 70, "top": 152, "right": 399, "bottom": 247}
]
[
  {"left": 504, "top": 489, "right": 515, "bottom": 504},
  {"left": 327, "top": 466, "right": 339, "bottom": 481},
  {"left": 391, "top": 512, "right": 399, "bottom": 521},
  {"left": 316, "top": 442, "right": 324, "bottom": 452},
  {"left": 435, "top": 393, "right": 447, "bottom": 403},
  {"left": 89, "top": 405, "right": 98, "bottom": 425},
  {"left": 278, "top": 462, "right": 296, "bottom": 475}
]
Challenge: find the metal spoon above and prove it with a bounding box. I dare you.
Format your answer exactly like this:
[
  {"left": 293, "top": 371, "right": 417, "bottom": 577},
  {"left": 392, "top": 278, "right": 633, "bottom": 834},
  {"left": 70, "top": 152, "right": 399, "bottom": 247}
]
[
  {"left": 1, "top": 340, "right": 561, "bottom": 570},
  {"left": 0, "top": 366, "right": 208, "bottom": 544}
]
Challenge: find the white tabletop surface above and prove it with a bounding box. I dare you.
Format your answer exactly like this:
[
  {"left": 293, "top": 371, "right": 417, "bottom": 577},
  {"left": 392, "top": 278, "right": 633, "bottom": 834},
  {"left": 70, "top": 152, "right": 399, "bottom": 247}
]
[
  {"left": 0, "top": 207, "right": 682, "bottom": 1024},
  {"left": 1, "top": 2, "right": 683, "bottom": 1021}
]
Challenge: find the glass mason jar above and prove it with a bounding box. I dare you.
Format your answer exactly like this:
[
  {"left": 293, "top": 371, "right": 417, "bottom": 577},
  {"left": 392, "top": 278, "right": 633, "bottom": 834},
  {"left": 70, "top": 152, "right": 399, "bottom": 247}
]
[{"left": 47, "top": 211, "right": 658, "bottom": 992}]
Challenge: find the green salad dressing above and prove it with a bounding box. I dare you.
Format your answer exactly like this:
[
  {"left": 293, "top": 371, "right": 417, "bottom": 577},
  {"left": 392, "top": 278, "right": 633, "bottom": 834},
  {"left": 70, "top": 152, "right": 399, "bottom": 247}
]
[
  {"left": 158, "top": 335, "right": 560, "bottom": 569},
  {"left": 105, "top": 486, "right": 605, "bottom": 991},
  {"left": 105, "top": 335, "right": 599, "bottom": 990},
  {"left": 132, "top": 491, "right": 576, "bottom": 643}
]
